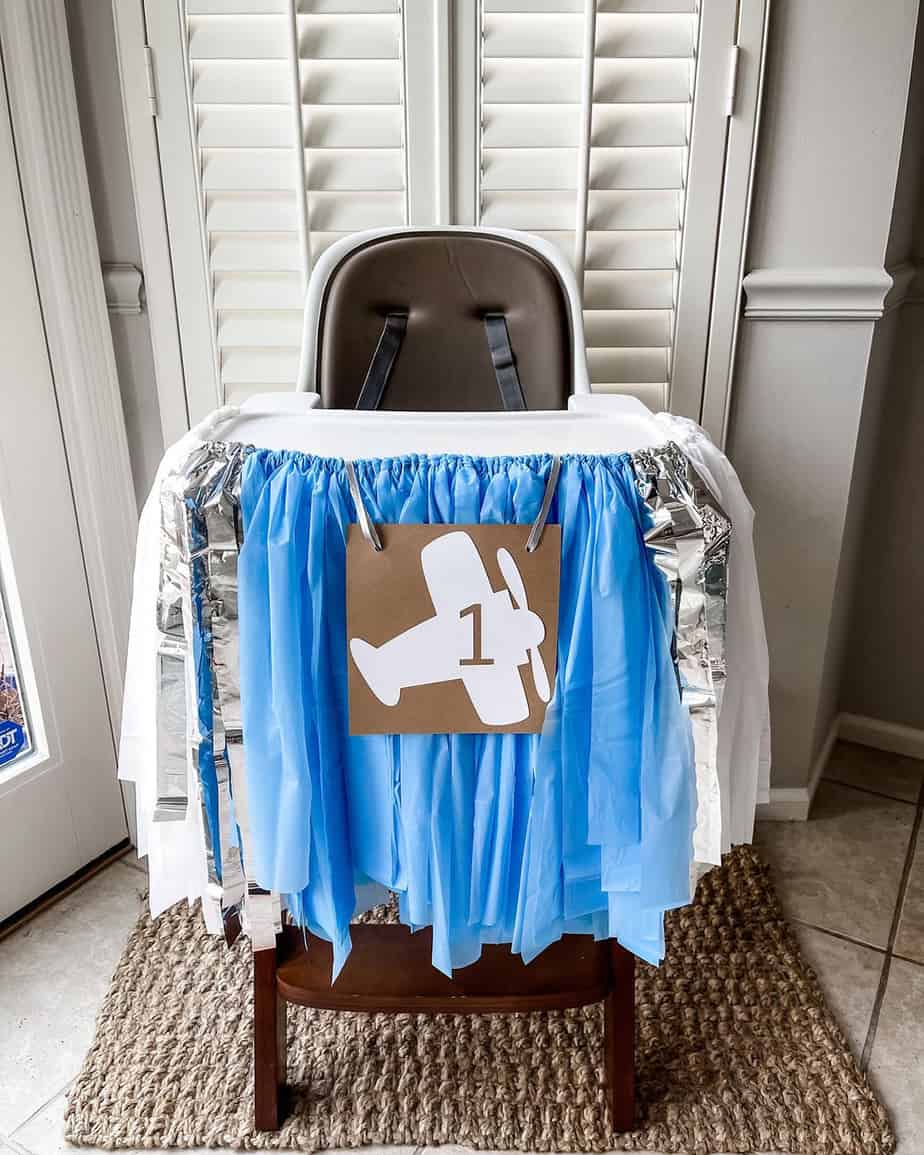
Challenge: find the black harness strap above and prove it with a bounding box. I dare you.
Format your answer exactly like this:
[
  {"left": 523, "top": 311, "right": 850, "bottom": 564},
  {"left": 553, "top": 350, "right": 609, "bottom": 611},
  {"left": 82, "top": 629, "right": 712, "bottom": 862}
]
[
  {"left": 354, "top": 312, "right": 408, "bottom": 411},
  {"left": 484, "top": 312, "right": 527, "bottom": 412},
  {"left": 355, "top": 310, "right": 528, "bottom": 412}
]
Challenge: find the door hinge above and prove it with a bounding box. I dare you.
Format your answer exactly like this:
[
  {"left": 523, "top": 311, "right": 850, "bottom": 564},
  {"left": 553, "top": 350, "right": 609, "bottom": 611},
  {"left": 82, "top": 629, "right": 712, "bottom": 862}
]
[
  {"left": 143, "top": 44, "right": 158, "bottom": 117},
  {"left": 726, "top": 44, "right": 740, "bottom": 118}
]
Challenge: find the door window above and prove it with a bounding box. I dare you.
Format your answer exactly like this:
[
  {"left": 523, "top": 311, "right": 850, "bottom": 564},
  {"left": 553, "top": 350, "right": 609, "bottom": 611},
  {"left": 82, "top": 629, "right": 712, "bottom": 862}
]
[{"left": 0, "top": 576, "right": 30, "bottom": 769}]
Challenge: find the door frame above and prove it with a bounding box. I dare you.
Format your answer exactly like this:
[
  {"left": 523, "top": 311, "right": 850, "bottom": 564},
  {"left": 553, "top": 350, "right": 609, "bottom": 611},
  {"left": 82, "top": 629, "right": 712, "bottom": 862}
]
[
  {"left": 0, "top": 0, "right": 138, "bottom": 747},
  {"left": 0, "top": 12, "right": 130, "bottom": 912}
]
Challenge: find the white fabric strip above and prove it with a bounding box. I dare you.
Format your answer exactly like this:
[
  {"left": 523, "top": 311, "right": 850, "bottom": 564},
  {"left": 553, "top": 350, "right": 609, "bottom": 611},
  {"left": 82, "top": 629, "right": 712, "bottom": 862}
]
[{"left": 654, "top": 413, "right": 772, "bottom": 848}]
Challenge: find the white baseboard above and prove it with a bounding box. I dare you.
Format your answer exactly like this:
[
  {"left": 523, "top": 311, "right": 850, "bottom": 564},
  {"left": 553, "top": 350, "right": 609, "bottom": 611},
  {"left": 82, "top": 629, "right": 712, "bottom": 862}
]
[
  {"left": 756, "top": 788, "right": 814, "bottom": 822},
  {"left": 838, "top": 713, "right": 924, "bottom": 760},
  {"left": 756, "top": 716, "right": 840, "bottom": 822},
  {"left": 756, "top": 711, "right": 924, "bottom": 821}
]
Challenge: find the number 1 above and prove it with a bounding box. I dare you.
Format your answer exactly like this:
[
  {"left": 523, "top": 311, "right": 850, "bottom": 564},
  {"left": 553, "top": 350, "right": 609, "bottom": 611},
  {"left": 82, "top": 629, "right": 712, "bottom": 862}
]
[{"left": 459, "top": 603, "right": 494, "bottom": 666}]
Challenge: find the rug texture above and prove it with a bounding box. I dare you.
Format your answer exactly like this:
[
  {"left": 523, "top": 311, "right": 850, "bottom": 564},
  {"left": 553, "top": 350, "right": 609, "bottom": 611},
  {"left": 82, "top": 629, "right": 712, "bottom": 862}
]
[{"left": 65, "top": 846, "right": 894, "bottom": 1154}]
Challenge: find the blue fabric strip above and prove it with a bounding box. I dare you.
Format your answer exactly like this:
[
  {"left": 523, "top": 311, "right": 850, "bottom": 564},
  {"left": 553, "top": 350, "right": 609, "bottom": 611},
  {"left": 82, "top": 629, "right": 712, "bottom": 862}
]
[
  {"left": 231, "top": 450, "right": 694, "bottom": 977},
  {"left": 187, "top": 497, "right": 223, "bottom": 884}
]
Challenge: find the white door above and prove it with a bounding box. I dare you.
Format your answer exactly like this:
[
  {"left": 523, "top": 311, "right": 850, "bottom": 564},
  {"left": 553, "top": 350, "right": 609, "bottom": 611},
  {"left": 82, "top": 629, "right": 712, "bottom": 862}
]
[{"left": 0, "top": 50, "right": 128, "bottom": 920}]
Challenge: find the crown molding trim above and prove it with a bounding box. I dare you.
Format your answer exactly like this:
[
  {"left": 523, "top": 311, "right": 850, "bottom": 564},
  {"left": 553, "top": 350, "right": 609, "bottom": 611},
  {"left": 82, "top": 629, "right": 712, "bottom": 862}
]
[
  {"left": 742, "top": 266, "right": 893, "bottom": 321},
  {"left": 102, "top": 263, "right": 144, "bottom": 315}
]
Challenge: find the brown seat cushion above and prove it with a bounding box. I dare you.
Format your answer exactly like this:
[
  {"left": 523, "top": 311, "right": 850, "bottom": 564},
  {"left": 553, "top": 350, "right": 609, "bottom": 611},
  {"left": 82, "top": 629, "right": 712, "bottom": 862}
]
[{"left": 317, "top": 232, "right": 572, "bottom": 411}]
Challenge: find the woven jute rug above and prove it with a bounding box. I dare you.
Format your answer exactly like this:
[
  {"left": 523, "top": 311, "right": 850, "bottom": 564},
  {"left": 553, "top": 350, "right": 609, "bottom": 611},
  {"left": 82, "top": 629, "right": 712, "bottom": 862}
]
[{"left": 65, "top": 846, "right": 893, "bottom": 1154}]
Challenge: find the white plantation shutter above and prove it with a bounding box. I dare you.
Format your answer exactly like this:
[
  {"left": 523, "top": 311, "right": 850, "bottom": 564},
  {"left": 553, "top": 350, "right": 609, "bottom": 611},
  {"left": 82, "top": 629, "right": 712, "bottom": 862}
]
[
  {"left": 146, "top": 0, "right": 739, "bottom": 420},
  {"left": 479, "top": 0, "right": 724, "bottom": 411},
  {"left": 150, "top": 0, "right": 408, "bottom": 409},
  {"left": 190, "top": 1, "right": 406, "bottom": 403}
]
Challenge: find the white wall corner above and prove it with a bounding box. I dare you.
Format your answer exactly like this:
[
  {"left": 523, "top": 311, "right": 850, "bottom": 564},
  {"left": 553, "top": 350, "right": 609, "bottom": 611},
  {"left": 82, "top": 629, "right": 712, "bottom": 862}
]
[
  {"left": 883, "top": 260, "right": 924, "bottom": 314},
  {"left": 102, "top": 262, "right": 144, "bottom": 315},
  {"left": 757, "top": 714, "right": 840, "bottom": 822},
  {"left": 742, "top": 267, "right": 893, "bottom": 321},
  {"left": 757, "top": 709, "right": 924, "bottom": 823}
]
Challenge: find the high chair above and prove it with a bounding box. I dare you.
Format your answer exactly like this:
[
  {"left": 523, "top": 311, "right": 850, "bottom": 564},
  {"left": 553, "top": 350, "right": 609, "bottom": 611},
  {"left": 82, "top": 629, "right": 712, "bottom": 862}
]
[{"left": 254, "top": 226, "right": 635, "bottom": 1134}]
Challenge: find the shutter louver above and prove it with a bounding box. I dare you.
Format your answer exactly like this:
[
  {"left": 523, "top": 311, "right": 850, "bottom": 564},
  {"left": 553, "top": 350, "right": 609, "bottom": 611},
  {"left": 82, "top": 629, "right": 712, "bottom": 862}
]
[
  {"left": 479, "top": 0, "right": 700, "bottom": 409},
  {"left": 185, "top": 0, "right": 407, "bottom": 403}
]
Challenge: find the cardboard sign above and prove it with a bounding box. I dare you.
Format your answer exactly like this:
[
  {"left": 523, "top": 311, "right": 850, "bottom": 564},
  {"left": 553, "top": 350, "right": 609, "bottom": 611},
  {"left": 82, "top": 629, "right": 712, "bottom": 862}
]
[{"left": 347, "top": 524, "right": 560, "bottom": 734}]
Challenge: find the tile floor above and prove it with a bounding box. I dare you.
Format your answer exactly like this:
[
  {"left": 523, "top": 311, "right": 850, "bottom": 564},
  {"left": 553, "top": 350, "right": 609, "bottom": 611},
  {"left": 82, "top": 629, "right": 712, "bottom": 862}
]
[{"left": 0, "top": 740, "right": 922, "bottom": 1155}]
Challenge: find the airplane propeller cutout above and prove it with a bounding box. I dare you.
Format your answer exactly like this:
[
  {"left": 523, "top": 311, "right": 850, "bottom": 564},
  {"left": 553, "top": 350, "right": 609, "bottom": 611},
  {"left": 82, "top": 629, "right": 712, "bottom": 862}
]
[{"left": 496, "top": 546, "right": 551, "bottom": 703}]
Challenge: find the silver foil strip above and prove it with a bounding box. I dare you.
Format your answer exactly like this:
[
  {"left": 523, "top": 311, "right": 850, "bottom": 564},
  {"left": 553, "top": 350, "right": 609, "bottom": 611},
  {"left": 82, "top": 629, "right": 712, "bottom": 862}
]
[
  {"left": 186, "top": 447, "right": 248, "bottom": 923},
  {"left": 157, "top": 480, "right": 187, "bottom": 641},
  {"left": 631, "top": 441, "right": 730, "bottom": 865},
  {"left": 151, "top": 466, "right": 196, "bottom": 822},
  {"left": 187, "top": 440, "right": 280, "bottom": 948},
  {"left": 149, "top": 444, "right": 238, "bottom": 930},
  {"left": 182, "top": 449, "right": 225, "bottom": 907},
  {"left": 154, "top": 442, "right": 233, "bottom": 829},
  {"left": 203, "top": 445, "right": 286, "bottom": 947},
  {"left": 153, "top": 643, "right": 188, "bottom": 822},
  {"left": 204, "top": 450, "right": 244, "bottom": 736},
  {"left": 203, "top": 449, "right": 281, "bottom": 947},
  {"left": 201, "top": 446, "right": 247, "bottom": 918}
]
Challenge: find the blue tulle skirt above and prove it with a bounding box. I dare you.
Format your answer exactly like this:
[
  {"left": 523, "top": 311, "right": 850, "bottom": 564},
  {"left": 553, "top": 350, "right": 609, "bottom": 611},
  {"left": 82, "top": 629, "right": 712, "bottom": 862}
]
[{"left": 234, "top": 450, "right": 695, "bottom": 977}]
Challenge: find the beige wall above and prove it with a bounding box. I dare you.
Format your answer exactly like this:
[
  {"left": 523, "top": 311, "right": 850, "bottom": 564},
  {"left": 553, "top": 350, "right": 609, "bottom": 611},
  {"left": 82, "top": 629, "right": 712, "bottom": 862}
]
[
  {"left": 840, "top": 15, "right": 924, "bottom": 731},
  {"left": 744, "top": 0, "right": 920, "bottom": 272},
  {"left": 841, "top": 301, "right": 924, "bottom": 731},
  {"left": 837, "top": 9, "right": 924, "bottom": 735},
  {"left": 726, "top": 0, "right": 919, "bottom": 791},
  {"left": 728, "top": 318, "right": 878, "bottom": 788}
]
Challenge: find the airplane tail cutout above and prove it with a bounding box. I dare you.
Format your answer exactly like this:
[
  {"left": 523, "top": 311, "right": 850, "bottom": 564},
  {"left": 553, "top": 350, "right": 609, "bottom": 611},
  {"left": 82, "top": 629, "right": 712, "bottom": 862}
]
[{"left": 349, "top": 638, "right": 401, "bottom": 707}]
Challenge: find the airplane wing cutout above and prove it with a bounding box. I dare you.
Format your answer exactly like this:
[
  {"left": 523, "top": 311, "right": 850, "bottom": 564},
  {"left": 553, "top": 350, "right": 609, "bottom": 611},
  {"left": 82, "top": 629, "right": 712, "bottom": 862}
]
[
  {"left": 420, "top": 531, "right": 495, "bottom": 615},
  {"left": 460, "top": 662, "right": 530, "bottom": 727}
]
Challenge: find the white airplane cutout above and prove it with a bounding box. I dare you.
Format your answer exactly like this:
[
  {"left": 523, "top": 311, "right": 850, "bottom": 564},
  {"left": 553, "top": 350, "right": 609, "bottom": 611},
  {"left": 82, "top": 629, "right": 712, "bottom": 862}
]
[{"left": 349, "top": 530, "right": 552, "bottom": 727}]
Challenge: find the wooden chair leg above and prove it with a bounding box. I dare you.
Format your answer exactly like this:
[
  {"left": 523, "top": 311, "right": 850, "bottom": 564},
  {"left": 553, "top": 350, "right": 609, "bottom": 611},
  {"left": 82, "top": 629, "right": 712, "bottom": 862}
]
[
  {"left": 604, "top": 943, "right": 635, "bottom": 1132},
  {"left": 254, "top": 945, "right": 287, "bottom": 1131}
]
